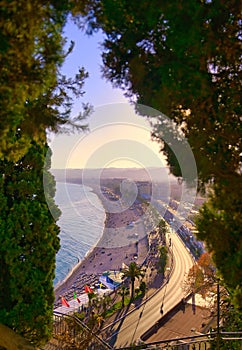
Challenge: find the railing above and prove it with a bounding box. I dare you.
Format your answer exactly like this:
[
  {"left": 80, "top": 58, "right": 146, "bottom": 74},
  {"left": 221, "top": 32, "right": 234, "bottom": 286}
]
[
  {"left": 50, "top": 312, "right": 242, "bottom": 350},
  {"left": 52, "top": 311, "right": 112, "bottom": 349},
  {"left": 116, "top": 332, "right": 242, "bottom": 349}
]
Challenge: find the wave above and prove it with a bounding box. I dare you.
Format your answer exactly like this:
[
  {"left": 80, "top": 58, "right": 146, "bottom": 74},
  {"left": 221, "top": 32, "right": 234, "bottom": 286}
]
[{"left": 54, "top": 182, "right": 105, "bottom": 286}]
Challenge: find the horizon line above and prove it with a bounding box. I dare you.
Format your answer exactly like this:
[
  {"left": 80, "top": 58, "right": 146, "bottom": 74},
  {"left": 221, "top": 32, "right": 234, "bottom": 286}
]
[{"left": 51, "top": 166, "right": 169, "bottom": 170}]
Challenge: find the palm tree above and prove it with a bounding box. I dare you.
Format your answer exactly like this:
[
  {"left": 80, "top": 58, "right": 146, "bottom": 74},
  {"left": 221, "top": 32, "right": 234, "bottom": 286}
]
[
  {"left": 87, "top": 291, "right": 97, "bottom": 318},
  {"left": 122, "top": 262, "right": 145, "bottom": 300},
  {"left": 118, "top": 285, "right": 129, "bottom": 307},
  {"left": 100, "top": 294, "right": 112, "bottom": 316}
]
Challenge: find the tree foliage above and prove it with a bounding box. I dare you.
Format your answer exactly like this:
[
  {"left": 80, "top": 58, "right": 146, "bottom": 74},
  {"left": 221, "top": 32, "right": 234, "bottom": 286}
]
[
  {"left": 158, "top": 246, "right": 168, "bottom": 276},
  {"left": 77, "top": 0, "right": 241, "bottom": 182},
  {"left": 158, "top": 218, "right": 168, "bottom": 242},
  {"left": 0, "top": 142, "right": 60, "bottom": 345},
  {"left": 0, "top": 0, "right": 90, "bottom": 345},
  {"left": 0, "top": 0, "right": 89, "bottom": 162},
  {"left": 122, "top": 262, "right": 144, "bottom": 300},
  {"left": 183, "top": 252, "right": 215, "bottom": 297},
  {"left": 75, "top": 0, "right": 242, "bottom": 307},
  {"left": 218, "top": 306, "right": 242, "bottom": 350},
  {"left": 196, "top": 184, "right": 242, "bottom": 308},
  {"left": 118, "top": 285, "right": 129, "bottom": 308}
]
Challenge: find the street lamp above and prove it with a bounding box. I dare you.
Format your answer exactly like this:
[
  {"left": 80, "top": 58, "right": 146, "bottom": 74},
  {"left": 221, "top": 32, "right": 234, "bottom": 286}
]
[{"left": 216, "top": 279, "right": 220, "bottom": 350}]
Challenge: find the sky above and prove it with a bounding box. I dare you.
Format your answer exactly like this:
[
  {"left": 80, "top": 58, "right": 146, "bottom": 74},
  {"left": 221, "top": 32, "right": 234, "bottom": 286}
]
[{"left": 49, "top": 19, "right": 167, "bottom": 170}]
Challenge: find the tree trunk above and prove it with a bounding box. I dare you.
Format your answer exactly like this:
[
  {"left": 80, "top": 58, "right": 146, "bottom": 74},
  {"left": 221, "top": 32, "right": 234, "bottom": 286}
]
[{"left": 131, "top": 278, "right": 135, "bottom": 300}]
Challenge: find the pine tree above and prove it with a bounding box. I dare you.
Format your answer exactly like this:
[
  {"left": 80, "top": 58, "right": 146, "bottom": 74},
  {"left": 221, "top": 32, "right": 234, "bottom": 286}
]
[
  {"left": 0, "top": 0, "right": 89, "bottom": 162},
  {"left": 75, "top": 0, "right": 242, "bottom": 307}
]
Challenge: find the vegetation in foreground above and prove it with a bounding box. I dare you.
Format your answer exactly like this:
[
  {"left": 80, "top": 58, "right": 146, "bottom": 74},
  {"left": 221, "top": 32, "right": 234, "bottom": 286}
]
[
  {"left": 75, "top": 0, "right": 241, "bottom": 308},
  {"left": 0, "top": 0, "right": 89, "bottom": 345},
  {"left": 0, "top": 0, "right": 241, "bottom": 347}
]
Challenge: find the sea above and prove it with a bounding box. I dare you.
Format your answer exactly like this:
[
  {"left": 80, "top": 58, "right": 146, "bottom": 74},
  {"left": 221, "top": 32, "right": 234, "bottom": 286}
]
[{"left": 54, "top": 182, "right": 106, "bottom": 286}]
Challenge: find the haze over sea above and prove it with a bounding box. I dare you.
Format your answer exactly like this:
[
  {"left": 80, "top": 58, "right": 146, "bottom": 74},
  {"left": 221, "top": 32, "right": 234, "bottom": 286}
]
[{"left": 54, "top": 182, "right": 106, "bottom": 286}]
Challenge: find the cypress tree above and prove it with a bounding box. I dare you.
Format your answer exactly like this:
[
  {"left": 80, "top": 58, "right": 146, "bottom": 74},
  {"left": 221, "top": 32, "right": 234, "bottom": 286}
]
[
  {"left": 0, "top": 141, "right": 60, "bottom": 345},
  {"left": 0, "top": 1, "right": 89, "bottom": 344}
]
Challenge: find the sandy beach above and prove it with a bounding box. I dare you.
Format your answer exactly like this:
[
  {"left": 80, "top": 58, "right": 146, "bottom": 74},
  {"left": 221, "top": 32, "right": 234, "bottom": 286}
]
[{"left": 54, "top": 192, "right": 149, "bottom": 307}]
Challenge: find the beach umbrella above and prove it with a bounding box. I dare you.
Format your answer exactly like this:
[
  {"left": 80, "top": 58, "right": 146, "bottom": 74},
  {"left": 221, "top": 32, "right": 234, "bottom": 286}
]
[
  {"left": 84, "top": 285, "right": 93, "bottom": 294},
  {"left": 97, "top": 281, "right": 104, "bottom": 289},
  {"left": 73, "top": 291, "right": 81, "bottom": 303},
  {"left": 61, "top": 296, "right": 70, "bottom": 307}
]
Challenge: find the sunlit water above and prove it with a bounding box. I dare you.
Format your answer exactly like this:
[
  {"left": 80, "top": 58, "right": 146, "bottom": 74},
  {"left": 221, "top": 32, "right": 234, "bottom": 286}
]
[{"left": 54, "top": 182, "right": 106, "bottom": 286}]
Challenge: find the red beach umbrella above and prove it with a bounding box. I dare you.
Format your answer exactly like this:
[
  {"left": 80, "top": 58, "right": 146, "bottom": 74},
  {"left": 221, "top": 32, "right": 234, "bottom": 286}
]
[
  {"left": 84, "top": 285, "right": 93, "bottom": 294},
  {"left": 61, "top": 296, "right": 70, "bottom": 307}
]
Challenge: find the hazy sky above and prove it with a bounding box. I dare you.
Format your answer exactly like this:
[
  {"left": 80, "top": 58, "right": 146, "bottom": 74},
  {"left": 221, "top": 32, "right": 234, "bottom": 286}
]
[{"left": 49, "top": 19, "right": 167, "bottom": 169}]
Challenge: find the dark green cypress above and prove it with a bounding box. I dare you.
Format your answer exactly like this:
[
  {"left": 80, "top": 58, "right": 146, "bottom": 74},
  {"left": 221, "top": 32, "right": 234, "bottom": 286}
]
[{"left": 0, "top": 141, "right": 60, "bottom": 345}]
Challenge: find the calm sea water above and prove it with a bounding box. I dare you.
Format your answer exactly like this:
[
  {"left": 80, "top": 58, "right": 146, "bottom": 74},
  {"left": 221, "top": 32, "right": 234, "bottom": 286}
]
[{"left": 54, "top": 182, "right": 106, "bottom": 286}]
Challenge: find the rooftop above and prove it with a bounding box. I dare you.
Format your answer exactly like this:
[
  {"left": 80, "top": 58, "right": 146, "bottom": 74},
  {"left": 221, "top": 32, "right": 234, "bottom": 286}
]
[{"left": 142, "top": 294, "right": 216, "bottom": 343}]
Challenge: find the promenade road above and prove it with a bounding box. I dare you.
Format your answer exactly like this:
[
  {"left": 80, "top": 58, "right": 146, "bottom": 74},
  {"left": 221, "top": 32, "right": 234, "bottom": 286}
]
[{"left": 108, "top": 231, "right": 194, "bottom": 348}]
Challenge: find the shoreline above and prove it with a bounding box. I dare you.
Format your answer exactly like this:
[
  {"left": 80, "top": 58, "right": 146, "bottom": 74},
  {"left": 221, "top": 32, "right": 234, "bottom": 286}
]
[
  {"left": 54, "top": 185, "right": 149, "bottom": 305},
  {"left": 54, "top": 243, "right": 97, "bottom": 291}
]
